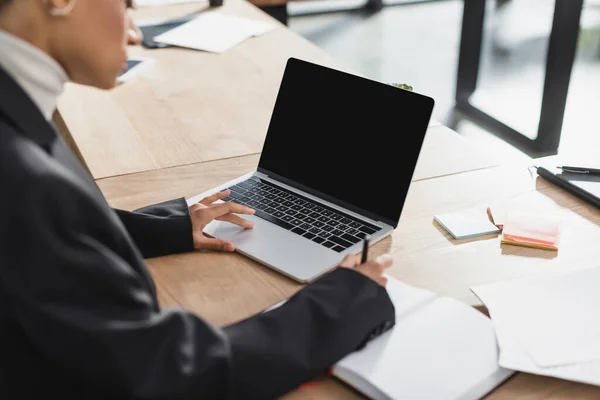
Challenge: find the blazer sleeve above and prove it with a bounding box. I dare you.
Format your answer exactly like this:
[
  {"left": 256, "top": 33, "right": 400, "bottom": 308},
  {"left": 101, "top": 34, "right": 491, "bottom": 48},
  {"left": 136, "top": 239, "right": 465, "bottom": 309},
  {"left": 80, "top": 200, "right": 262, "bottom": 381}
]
[
  {"left": 2, "top": 176, "right": 395, "bottom": 400},
  {"left": 113, "top": 198, "right": 195, "bottom": 258}
]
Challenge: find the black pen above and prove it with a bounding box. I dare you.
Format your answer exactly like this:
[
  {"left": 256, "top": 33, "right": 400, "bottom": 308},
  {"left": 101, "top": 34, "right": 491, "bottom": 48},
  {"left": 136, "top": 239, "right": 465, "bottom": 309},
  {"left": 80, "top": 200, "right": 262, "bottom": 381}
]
[
  {"left": 556, "top": 166, "right": 600, "bottom": 175},
  {"left": 361, "top": 235, "right": 370, "bottom": 264}
]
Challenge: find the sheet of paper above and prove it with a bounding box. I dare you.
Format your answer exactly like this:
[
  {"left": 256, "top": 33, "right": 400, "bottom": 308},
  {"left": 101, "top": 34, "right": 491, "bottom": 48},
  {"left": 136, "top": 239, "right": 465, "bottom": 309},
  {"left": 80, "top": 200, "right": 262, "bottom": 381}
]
[
  {"left": 472, "top": 266, "right": 600, "bottom": 368},
  {"left": 494, "top": 325, "right": 600, "bottom": 386},
  {"left": 434, "top": 209, "right": 500, "bottom": 239},
  {"left": 152, "top": 12, "right": 274, "bottom": 53}
]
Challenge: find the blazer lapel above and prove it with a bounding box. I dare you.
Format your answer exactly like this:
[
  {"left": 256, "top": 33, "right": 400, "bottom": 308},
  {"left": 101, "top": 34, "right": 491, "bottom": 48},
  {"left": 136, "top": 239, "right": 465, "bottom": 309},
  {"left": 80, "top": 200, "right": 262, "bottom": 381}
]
[{"left": 0, "top": 67, "right": 57, "bottom": 149}]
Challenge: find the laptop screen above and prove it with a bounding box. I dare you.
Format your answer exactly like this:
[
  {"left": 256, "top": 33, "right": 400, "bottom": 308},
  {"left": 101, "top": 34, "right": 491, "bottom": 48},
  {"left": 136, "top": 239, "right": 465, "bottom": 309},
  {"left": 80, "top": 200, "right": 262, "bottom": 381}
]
[{"left": 258, "top": 58, "right": 434, "bottom": 226}]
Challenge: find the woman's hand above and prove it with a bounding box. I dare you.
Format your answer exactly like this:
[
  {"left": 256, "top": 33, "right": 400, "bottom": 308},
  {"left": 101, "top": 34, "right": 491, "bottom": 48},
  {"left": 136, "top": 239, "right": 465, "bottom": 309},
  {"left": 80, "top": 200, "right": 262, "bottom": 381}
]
[
  {"left": 338, "top": 253, "right": 394, "bottom": 287},
  {"left": 189, "top": 190, "right": 255, "bottom": 252}
]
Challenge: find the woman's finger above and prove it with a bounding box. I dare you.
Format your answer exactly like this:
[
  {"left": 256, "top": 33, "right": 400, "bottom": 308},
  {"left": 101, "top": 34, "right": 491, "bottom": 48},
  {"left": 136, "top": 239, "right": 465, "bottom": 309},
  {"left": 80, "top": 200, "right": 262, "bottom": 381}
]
[
  {"left": 200, "top": 190, "right": 230, "bottom": 206},
  {"left": 209, "top": 202, "right": 255, "bottom": 219},
  {"left": 217, "top": 213, "right": 255, "bottom": 229},
  {"left": 374, "top": 254, "right": 394, "bottom": 269},
  {"left": 339, "top": 253, "right": 360, "bottom": 269}
]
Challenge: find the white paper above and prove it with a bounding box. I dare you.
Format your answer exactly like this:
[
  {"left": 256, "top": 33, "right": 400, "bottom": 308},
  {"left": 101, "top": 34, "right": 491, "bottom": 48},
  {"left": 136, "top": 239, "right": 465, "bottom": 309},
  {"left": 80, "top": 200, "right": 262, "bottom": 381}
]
[
  {"left": 495, "top": 325, "right": 600, "bottom": 386},
  {"left": 472, "top": 265, "right": 600, "bottom": 368},
  {"left": 152, "top": 12, "right": 274, "bottom": 53}
]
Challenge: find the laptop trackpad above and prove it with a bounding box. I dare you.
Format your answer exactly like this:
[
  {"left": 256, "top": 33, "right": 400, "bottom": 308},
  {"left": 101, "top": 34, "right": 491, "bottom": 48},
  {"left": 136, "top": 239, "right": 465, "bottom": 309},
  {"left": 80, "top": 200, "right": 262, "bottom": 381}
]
[{"left": 203, "top": 215, "right": 342, "bottom": 282}]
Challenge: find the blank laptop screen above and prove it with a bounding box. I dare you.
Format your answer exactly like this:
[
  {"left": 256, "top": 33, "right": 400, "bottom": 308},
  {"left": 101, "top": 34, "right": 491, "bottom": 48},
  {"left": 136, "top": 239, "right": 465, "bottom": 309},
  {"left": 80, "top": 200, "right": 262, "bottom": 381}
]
[{"left": 258, "top": 58, "right": 434, "bottom": 226}]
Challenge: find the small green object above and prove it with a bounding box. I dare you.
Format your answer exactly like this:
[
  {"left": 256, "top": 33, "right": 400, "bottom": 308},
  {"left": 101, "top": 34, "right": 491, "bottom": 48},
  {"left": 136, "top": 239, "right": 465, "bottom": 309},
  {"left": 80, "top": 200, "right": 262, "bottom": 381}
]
[{"left": 391, "top": 83, "right": 413, "bottom": 91}]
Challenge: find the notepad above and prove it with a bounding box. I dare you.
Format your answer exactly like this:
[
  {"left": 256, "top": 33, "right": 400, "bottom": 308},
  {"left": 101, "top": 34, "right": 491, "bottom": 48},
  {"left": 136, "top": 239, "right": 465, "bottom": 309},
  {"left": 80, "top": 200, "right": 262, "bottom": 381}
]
[
  {"left": 434, "top": 210, "right": 500, "bottom": 239},
  {"left": 152, "top": 12, "right": 274, "bottom": 53},
  {"left": 500, "top": 214, "right": 559, "bottom": 251}
]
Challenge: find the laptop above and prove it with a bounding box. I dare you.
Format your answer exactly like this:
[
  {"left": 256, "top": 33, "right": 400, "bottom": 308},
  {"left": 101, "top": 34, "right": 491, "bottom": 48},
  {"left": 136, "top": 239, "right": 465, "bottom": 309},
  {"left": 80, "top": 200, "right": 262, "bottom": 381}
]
[{"left": 188, "top": 58, "right": 434, "bottom": 282}]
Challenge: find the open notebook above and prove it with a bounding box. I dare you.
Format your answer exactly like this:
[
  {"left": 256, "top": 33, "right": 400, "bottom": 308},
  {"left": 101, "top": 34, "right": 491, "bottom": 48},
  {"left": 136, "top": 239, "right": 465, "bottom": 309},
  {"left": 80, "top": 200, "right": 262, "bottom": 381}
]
[{"left": 332, "top": 277, "right": 514, "bottom": 400}]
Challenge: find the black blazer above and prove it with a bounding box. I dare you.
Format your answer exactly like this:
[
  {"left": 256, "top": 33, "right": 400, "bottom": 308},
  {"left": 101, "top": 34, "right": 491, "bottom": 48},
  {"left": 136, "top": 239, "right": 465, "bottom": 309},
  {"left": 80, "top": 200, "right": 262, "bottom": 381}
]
[{"left": 0, "top": 67, "right": 395, "bottom": 399}]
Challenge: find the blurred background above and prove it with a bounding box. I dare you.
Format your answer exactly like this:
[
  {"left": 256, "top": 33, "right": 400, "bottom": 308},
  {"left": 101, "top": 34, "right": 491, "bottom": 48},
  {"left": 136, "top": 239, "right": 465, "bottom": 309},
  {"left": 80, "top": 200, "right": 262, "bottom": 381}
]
[{"left": 253, "top": 0, "right": 600, "bottom": 163}]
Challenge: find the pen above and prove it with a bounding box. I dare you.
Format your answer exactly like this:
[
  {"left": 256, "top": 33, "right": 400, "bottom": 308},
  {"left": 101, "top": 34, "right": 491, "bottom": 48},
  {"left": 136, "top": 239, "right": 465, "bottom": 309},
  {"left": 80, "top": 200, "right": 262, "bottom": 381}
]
[
  {"left": 361, "top": 235, "right": 370, "bottom": 264},
  {"left": 556, "top": 166, "right": 600, "bottom": 175}
]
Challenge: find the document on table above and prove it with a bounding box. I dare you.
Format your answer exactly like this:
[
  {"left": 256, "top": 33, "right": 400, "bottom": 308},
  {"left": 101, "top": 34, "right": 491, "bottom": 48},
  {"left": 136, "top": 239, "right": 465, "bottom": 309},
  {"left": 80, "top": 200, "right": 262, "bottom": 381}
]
[
  {"left": 152, "top": 11, "right": 275, "bottom": 53},
  {"left": 494, "top": 324, "right": 600, "bottom": 387},
  {"left": 472, "top": 265, "right": 600, "bottom": 368}
]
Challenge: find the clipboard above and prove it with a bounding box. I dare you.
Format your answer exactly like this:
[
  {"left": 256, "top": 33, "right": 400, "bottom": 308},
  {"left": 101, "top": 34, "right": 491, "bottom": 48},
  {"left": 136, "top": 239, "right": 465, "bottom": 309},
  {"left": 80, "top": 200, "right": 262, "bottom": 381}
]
[{"left": 536, "top": 166, "right": 600, "bottom": 208}]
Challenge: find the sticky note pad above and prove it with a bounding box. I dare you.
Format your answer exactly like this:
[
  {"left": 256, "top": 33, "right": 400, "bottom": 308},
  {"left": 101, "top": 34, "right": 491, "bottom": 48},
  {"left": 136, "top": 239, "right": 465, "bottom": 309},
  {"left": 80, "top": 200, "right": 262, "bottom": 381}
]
[
  {"left": 434, "top": 210, "right": 500, "bottom": 239},
  {"left": 501, "top": 214, "right": 559, "bottom": 251}
]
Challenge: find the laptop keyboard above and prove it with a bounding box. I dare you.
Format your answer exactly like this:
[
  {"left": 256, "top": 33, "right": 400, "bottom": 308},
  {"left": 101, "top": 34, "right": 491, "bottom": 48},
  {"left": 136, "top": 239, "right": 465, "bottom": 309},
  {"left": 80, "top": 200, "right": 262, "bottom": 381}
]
[{"left": 222, "top": 176, "right": 381, "bottom": 253}]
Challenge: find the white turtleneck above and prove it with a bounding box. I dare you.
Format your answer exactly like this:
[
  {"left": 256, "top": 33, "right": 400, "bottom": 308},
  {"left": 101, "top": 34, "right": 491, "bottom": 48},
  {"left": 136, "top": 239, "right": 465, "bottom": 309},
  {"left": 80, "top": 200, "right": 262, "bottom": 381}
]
[{"left": 0, "top": 30, "right": 68, "bottom": 121}]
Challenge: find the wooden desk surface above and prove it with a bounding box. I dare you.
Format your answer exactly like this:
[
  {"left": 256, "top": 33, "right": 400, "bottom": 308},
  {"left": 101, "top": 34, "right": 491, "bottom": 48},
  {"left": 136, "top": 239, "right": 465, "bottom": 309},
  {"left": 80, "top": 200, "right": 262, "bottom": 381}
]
[{"left": 99, "top": 156, "right": 600, "bottom": 399}]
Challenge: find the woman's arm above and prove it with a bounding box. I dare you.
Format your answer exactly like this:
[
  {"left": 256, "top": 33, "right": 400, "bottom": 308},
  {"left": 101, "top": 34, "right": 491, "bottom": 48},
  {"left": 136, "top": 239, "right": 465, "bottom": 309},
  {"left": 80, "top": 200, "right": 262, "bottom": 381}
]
[
  {"left": 113, "top": 198, "right": 195, "bottom": 258},
  {"left": 114, "top": 190, "right": 255, "bottom": 258},
  {"left": 2, "top": 175, "right": 394, "bottom": 399}
]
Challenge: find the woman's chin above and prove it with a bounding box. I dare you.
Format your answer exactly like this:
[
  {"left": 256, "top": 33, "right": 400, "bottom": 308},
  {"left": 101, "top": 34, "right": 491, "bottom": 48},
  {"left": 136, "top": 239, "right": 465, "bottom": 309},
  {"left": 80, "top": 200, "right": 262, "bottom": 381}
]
[
  {"left": 95, "top": 78, "right": 119, "bottom": 90},
  {"left": 95, "top": 71, "right": 122, "bottom": 90},
  {"left": 70, "top": 72, "right": 120, "bottom": 90}
]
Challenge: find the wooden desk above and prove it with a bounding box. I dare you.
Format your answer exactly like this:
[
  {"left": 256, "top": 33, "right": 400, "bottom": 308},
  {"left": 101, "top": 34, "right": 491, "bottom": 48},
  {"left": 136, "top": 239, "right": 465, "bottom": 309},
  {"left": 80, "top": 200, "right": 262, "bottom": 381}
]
[{"left": 99, "top": 157, "right": 600, "bottom": 398}]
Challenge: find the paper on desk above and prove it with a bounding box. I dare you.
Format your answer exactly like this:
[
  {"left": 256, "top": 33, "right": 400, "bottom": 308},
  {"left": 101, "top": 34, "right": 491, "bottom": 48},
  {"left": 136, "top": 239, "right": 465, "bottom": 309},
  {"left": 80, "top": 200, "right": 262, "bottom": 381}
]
[
  {"left": 493, "top": 324, "right": 600, "bottom": 386},
  {"left": 152, "top": 11, "right": 274, "bottom": 53},
  {"left": 472, "top": 266, "right": 600, "bottom": 368}
]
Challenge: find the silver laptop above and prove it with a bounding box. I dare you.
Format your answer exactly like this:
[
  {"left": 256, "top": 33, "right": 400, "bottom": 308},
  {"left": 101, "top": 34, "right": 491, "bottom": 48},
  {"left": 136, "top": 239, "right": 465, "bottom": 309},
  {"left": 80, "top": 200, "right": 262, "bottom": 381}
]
[{"left": 188, "top": 58, "right": 434, "bottom": 283}]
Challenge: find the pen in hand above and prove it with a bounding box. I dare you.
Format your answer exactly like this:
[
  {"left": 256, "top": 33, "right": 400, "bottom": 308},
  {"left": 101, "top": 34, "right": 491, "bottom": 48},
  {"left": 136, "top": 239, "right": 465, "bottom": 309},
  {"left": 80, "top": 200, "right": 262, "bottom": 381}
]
[{"left": 361, "top": 235, "right": 370, "bottom": 264}]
